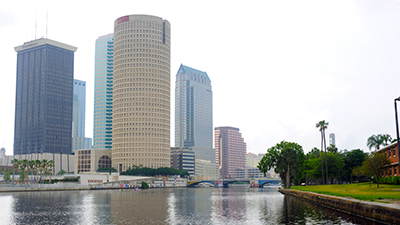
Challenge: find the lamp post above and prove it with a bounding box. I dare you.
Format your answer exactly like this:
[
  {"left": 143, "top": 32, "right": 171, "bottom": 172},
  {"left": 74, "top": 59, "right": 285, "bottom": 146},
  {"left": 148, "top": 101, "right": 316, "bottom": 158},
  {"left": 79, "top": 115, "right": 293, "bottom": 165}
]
[{"left": 394, "top": 97, "right": 400, "bottom": 157}]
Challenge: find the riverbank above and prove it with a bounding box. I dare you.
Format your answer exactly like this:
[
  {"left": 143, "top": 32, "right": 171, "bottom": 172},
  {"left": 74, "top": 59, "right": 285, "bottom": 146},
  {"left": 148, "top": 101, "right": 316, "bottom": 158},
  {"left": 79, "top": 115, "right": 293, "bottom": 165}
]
[
  {"left": 291, "top": 183, "right": 400, "bottom": 204},
  {"left": 279, "top": 188, "right": 400, "bottom": 224}
]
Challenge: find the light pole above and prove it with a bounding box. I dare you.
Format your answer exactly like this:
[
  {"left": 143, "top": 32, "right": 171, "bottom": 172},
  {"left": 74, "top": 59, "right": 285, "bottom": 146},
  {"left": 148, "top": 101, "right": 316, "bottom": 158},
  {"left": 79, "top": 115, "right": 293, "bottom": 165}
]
[{"left": 394, "top": 97, "right": 400, "bottom": 157}]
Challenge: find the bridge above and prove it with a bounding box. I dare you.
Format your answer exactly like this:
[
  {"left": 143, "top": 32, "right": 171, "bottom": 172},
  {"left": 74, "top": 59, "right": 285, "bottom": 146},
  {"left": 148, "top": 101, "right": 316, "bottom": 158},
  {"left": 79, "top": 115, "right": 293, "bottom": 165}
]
[{"left": 187, "top": 178, "right": 281, "bottom": 188}]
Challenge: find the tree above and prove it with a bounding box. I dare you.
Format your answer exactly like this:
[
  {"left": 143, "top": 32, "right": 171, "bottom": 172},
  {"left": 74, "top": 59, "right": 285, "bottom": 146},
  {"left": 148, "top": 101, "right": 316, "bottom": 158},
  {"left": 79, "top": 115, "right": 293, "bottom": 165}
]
[
  {"left": 352, "top": 166, "right": 363, "bottom": 185},
  {"left": 362, "top": 151, "right": 391, "bottom": 188},
  {"left": 258, "top": 141, "right": 305, "bottom": 189},
  {"left": 307, "top": 147, "right": 320, "bottom": 159},
  {"left": 48, "top": 160, "right": 54, "bottom": 184},
  {"left": 367, "top": 134, "right": 392, "bottom": 151},
  {"left": 342, "top": 149, "right": 367, "bottom": 183},
  {"left": 381, "top": 134, "right": 392, "bottom": 146},
  {"left": 316, "top": 120, "right": 329, "bottom": 184},
  {"left": 11, "top": 159, "right": 20, "bottom": 184},
  {"left": 35, "top": 160, "right": 41, "bottom": 185},
  {"left": 21, "top": 159, "right": 28, "bottom": 185},
  {"left": 28, "top": 160, "right": 35, "bottom": 184},
  {"left": 327, "top": 144, "right": 338, "bottom": 154},
  {"left": 4, "top": 171, "right": 11, "bottom": 182}
]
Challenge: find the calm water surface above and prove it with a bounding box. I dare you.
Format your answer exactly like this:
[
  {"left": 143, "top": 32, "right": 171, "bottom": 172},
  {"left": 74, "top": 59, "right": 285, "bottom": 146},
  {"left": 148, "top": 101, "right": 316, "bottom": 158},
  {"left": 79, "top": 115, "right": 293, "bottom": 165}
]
[{"left": 0, "top": 187, "right": 382, "bottom": 225}]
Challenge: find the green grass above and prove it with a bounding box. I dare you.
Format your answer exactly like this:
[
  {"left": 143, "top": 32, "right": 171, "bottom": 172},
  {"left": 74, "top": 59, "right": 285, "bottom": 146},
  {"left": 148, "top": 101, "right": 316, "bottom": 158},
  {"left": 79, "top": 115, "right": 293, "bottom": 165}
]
[{"left": 291, "top": 183, "right": 400, "bottom": 202}]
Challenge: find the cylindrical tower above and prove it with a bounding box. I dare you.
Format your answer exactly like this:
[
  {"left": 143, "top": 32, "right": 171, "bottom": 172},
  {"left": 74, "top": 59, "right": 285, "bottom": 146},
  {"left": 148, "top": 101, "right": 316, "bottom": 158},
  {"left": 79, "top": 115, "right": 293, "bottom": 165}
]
[{"left": 112, "top": 15, "right": 171, "bottom": 172}]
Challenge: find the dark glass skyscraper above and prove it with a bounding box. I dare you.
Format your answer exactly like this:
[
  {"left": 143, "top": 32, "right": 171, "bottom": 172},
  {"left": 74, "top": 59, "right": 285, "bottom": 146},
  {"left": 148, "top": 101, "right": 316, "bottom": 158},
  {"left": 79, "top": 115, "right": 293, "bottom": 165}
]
[
  {"left": 14, "top": 38, "right": 77, "bottom": 155},
  {"left": 175, "top": 64, "right": 214, "bottom": 163}
]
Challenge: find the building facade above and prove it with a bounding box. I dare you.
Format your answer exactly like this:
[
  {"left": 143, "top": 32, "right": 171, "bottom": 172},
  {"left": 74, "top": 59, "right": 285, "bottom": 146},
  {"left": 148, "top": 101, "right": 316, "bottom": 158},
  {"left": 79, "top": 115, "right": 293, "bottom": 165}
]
[
  {"left": 170, "top": 147, "right": 195, "bottom": 176},
  {"left": 14, "top": 38, "right": 77, "bottom": 155},
  {"left": 74, "top": 149, "right": 112, "bottom": 173},
  {"left": 378, "top": 143, "right": 399, "bottom": 177},
  {"left": 194, "top": 159, "right": 220, "bottom": 180},
  {"left": 175, "top": 64, "right": 214, "bottom": 163},
  {"left": 215, "top": 127, "right": 246, "bottom": 178},
  {"left": 73, "top": 79, "right": 92, "bottom": 151},
  {"left": 234, "top": 167, "right": 265, "bottom": 179},
  {"left": 112, "top": 15, "right": 171, "bottom": 172},
  {"left": 93, "top": 34, "right": 114, "bottom": 149}
]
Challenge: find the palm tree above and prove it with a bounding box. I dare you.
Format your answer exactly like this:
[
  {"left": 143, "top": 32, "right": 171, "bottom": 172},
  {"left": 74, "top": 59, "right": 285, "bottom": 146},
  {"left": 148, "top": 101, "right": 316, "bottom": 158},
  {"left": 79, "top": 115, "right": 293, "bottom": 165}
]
[
  {"left": 367, "top": 134, "right": 384, "bottom": 151},
  {"left": 48, "top": 160, "right": 55, "bottom": 186},
  {"left": 28, "top": 160, "right": 35, "bottom": 186},
  {"left": 35, "top": 160, "right": 41, "bottom": 186},
  {"left": 316, "top": 120, "right": 329, "bottom": 184},
  {"left": 21, "top": 159, "right": 29, "bottom": 185},
  {"left": 41, "top": 159, "right": 48, "bottom": 187},
  {"left": 381, "top": 134, "right": 392, "bottom": 146},
  {"left": 11, "top": 159, "right": 20, "bottom": 187}
]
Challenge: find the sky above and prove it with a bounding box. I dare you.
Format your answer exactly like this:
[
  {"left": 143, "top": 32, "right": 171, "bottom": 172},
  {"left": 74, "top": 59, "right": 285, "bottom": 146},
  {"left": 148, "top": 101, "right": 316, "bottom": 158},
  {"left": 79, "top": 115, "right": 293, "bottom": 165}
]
[{"left": 1, "top": 0, "right": 400, "bottom": 156}]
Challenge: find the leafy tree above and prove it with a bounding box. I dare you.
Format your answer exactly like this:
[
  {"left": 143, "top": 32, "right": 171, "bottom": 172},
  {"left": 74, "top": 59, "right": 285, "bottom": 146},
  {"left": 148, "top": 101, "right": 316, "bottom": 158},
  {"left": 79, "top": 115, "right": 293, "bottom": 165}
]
[
  {"left": 97, "top": 167, "right": 117, "bottom": 173},
  {"left": 327, "top": 144, "right": 338, "bottom": 153},
  {"left": 362, "top": 151, "right": 391, "bottom": 188},
  {"left": 352, "top": 166, "right": 363, "bottom": 185},
  {"left": 342, "top": 149, "right": 367, "bottom": 183},
  {"left": 316, "top": 120, "right": 329, "bottom": 184},
  {"left": 258, "top": 141, "right": 305, "bottom": 189},
  {"left": 305, "top": 152, "right": 344, "bottom": 184},
  {"left": 307, "top": 147, "right": 320, "bottom": 159},
  {"left": 4, "top": 171, "right": 11, "bottom": 182}
]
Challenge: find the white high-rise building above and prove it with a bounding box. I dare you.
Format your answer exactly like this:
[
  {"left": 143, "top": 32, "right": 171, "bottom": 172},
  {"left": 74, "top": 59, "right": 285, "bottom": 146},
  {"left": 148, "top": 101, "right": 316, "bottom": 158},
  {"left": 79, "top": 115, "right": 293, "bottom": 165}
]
[{"left": 112, "top": 15, "right": 171, "bottom": 172}]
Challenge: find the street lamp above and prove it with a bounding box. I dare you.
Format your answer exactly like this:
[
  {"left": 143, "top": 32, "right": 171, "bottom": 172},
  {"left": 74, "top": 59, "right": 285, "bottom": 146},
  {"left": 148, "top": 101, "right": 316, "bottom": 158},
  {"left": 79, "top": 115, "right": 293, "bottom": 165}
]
[{"left": 394, "top": 97, "right": 400, "bottom": 157}]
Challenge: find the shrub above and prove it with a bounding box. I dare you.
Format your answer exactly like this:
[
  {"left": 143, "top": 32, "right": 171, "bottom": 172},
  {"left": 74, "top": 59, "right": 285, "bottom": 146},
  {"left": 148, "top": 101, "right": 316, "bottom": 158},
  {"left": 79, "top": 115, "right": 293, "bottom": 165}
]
[{"left": 141, "top": 181, "right": 149, "bottom": 189}]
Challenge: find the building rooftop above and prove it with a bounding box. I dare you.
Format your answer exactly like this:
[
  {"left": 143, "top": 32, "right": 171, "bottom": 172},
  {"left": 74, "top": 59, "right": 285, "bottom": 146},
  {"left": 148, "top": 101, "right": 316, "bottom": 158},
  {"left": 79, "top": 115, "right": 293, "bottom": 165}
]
[
  {"left": 15, "top": 38, "right": 77, "bottom": 52},
  {"left": 177, "top": 64, "right": 210, "bottom": 81}
]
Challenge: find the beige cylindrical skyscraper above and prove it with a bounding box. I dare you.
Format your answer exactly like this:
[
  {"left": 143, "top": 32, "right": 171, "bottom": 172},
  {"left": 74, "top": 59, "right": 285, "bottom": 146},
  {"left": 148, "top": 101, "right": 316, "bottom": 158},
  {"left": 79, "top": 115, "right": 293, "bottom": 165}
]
[{"left": 112, "top": 15, "right": 171, "bottom": 172}]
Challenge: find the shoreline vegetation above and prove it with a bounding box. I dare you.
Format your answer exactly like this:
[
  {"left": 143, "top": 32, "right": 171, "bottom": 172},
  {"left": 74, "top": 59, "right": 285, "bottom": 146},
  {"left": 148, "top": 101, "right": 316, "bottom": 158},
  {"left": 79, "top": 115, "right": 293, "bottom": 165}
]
[{"left": 291, "top": 183, "right": 400, "bottom": 204}]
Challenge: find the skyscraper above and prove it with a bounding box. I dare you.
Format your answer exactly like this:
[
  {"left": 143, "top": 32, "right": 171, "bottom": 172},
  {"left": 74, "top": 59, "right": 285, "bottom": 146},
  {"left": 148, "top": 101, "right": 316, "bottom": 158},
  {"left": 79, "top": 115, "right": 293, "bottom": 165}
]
[
  {"left": 14, "top": 38, "right": 77, "bottom": 155},
  {"left": 112, "top": 15, "right": 171, "bottom": 171},
  {"left": 93, "top": 34, "right": 114, "bottom": 149},
  {"left": 215, "top": 126, "right": 246, "bottom": 178},
  {"left": 175, "top": 64, "right": 214, "bottom": 163},
  {"left": 72, "top": 79, "right": 92, "bottom": 151}
]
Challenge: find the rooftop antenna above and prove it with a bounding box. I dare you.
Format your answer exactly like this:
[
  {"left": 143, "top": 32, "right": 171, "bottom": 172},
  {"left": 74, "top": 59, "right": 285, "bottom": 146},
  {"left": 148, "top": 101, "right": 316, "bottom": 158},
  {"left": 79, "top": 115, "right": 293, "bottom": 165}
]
[
  {"left": 35, "top": 9, "right": 37, "bottom": 40},
  {"left": 46, "top": 3, "right": 48, "bottom": 38}
]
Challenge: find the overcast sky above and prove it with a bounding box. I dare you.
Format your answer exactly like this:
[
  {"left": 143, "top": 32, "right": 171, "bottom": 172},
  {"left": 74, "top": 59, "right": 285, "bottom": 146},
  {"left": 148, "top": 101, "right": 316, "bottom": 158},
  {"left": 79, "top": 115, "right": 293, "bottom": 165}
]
[{"left": 1, "top": 0, "right": 400, "bottom": 156}]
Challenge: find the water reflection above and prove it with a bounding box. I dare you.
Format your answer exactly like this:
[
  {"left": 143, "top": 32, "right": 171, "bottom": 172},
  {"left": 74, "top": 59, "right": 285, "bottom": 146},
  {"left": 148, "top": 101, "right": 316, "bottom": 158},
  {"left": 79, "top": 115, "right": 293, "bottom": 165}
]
[{"left": 0, "top": 187, "right": 383, "bottom": 224}]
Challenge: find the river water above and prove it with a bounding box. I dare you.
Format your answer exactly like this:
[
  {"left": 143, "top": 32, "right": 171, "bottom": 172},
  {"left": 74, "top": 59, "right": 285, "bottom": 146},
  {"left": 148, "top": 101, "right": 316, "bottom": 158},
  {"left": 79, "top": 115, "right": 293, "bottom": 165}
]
[{"left": 0, "top": 187, "right": 382, "bottom": 225}]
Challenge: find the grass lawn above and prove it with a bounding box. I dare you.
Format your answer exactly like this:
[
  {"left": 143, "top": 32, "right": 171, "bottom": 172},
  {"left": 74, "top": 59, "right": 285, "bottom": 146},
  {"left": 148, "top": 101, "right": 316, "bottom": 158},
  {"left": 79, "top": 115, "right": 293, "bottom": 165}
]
[{"left": 291, "top": 182, "right": 400, "bottom": 203}]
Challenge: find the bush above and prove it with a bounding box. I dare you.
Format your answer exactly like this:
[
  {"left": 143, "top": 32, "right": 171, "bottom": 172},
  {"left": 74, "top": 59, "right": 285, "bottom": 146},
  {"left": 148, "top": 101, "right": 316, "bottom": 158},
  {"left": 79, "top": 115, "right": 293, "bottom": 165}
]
[
  {"left": 376, "top": 176, "right": 400, "bottom": 185},
  {"left": 141, "top": 181, "right": 149, "bottom": 189}
]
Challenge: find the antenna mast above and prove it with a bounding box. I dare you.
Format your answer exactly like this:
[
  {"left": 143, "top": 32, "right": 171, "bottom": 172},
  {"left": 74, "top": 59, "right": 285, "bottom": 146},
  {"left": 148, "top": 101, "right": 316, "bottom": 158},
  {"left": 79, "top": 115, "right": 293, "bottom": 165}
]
[
  {"left": 35, "top": 9, "right": 37, "bottom": 40},
  {"left": 46, "top": 3, "right": 48, "bottom": 38}
]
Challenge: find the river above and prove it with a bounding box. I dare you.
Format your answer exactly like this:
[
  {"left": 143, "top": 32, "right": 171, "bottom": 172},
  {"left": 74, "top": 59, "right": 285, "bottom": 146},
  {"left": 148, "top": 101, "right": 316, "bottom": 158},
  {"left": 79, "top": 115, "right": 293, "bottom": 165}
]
[{"left": 0, "top": 187, "right": 383, "bottom": 224}]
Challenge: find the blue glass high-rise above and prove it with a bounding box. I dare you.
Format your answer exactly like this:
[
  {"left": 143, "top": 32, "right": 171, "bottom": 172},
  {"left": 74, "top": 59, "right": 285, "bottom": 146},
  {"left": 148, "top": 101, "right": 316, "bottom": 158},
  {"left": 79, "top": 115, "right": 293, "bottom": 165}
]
[
  {"left": 14, "top": 38, "right": 77, "bottom": 154},
  {"left": 93, "top": 34, "right": 113, "bottom": 149},
  {"left": 175, "top": 64, "right": 215, "bottom": 163},
  {"left": 72, "top": 79, "right": 92, "bottom": 151}
]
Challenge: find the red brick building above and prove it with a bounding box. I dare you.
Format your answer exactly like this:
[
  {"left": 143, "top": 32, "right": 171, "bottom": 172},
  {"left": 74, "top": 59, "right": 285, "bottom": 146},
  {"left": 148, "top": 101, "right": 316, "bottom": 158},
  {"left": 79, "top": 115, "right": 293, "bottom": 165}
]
[{"left": 377, "top": 142, "right": 399, "bottom": 176}]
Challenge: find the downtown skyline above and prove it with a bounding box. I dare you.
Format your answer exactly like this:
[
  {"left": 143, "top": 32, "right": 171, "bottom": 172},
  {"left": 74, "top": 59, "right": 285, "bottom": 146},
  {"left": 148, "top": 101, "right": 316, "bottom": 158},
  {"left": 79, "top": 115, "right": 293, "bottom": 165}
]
[{"left": 1, "top": 0, "right": 400, "bottom": 156}]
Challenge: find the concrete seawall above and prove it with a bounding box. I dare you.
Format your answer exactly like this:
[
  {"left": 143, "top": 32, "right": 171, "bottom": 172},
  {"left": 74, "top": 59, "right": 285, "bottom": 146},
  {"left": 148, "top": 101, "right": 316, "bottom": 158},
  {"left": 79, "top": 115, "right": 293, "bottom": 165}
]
[{"left": 279, "top": 189, "right": 400, "bottom": 224}]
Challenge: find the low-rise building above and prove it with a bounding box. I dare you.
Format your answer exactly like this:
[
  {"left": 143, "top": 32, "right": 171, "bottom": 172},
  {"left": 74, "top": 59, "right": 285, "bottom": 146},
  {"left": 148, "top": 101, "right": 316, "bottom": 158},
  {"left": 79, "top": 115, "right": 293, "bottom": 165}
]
[
  {"left": 377, "top": 143, "right": 399, "bottom": 176},
  {"left": 74, "top": 149, "right": 111, "bottom": 173},
  {"left": 194, "top": 159, "right": 220, "bottom": 180},
  {"left": 0, "top": 150, "right": 74, "bottom": 174},
  {"left": 170, "top": 147, "right": 195, "bottom": 176}
]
